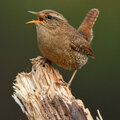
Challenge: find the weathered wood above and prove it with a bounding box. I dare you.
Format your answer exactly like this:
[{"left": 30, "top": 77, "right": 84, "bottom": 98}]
[{"left": 12, "top": 56, "right": 103, "bottom": 120}]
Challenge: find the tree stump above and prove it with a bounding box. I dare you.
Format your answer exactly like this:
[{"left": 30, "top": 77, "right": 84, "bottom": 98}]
[{"left": 12, "top": 56, "right": 103, "bottom": 120}]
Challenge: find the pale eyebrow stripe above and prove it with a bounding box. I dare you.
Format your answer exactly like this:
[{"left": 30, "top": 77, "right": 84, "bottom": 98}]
[{"left": 49, "top": 13, "right": 63, "bottom": 20}]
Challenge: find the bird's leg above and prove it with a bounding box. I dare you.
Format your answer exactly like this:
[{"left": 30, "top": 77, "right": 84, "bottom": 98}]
[
  {"left": 67, "top": 69, "right": 77, "bottom": 87},
  {"left": 56, "top": 70, "right": 77, "bottom": 87}
]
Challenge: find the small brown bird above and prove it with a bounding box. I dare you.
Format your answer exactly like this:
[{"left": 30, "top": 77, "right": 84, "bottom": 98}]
[{"left": 27, "top": 8, "right": 99, "bottom": 86}]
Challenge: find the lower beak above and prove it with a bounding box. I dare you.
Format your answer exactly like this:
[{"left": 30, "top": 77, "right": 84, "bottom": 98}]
[
  {"left": 27, "top": 11, "right": 44, "bottom": 24},
  {"left": 26, "top": 20, "right": 41, "bottom": 24}
]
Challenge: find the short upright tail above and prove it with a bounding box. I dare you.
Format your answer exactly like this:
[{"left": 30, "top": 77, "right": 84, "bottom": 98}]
[{"left": 78, "top": 8, "right": 99, "bottom": 43}]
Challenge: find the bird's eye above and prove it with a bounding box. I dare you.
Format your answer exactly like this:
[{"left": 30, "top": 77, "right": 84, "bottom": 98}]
[{"left": 47, "top": 15, "right": 52, "bottom": 19}]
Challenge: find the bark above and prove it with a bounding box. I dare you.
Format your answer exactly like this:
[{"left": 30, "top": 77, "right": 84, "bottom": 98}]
[{"left": 12, "top": 56, "right": 103, "bottom": 120}]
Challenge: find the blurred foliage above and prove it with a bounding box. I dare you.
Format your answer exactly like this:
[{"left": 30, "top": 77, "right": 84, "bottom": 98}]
[{"left": 0, "top": 0, "right": 120, "bottom": 119}]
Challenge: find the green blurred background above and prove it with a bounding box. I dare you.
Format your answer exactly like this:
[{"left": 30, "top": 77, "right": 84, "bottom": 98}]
[{"left": 0, "top": 0, "right": 120, "bottom": 119}]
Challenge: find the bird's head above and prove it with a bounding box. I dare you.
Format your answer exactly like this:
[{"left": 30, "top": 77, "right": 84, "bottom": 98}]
[{"left": 27, "top": 10, "right": 68, "bottom": 31}]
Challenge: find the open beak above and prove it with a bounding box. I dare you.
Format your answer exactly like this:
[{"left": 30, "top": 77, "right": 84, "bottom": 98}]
[{"left": 27, "top": 11, "right": 44, "bottom": 24}]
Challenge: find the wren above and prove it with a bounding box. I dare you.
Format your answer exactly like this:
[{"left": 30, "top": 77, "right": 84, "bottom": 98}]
[{"left": 27, "top": 8, "right": 99, "bottom": 86}]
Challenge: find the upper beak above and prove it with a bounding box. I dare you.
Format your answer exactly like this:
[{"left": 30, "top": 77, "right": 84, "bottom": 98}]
[{"left": 26, "top": 11, "right": 44, "bottom": 24}]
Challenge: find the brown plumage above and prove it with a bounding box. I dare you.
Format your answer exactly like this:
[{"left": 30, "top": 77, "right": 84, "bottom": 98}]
[{"left": 27, "top": 8, "right": 99, "bottom": 86}]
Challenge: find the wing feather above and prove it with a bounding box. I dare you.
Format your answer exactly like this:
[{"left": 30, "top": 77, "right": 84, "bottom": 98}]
[{"left": 70, "top": 38, "right": 94, "bottom": 57}]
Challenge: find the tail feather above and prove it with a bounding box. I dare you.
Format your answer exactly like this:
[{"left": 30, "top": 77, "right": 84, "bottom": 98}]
[{"left": 78, "top": 8, "right": 99, "bottom": 43}]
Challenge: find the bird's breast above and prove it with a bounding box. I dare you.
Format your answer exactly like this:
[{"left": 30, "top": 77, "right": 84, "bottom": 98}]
[
  {"left": 37, "top": 33, "right": 71, "bottom": 68},
  {"left": 36, "top": 27, "right": 88, "bottom": 70}
]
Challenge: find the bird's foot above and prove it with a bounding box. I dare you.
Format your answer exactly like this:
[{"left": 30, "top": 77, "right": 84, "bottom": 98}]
[
  {"left": 55, "top": 81, "right": 71, "bottom": 88},
  {"left": 30, "top": 57, "right": 52, "bottom": 71},
  {"left": 30, "top": 56, "right": 51, "bottom": 65},
  {"left": 40, "top": 57, "right": 52, "bottom": 66}
]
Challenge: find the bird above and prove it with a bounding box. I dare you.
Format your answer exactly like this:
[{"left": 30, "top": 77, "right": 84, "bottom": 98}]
[{"left": 27, "top": 8, "right": 99, "bottom": 86}]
